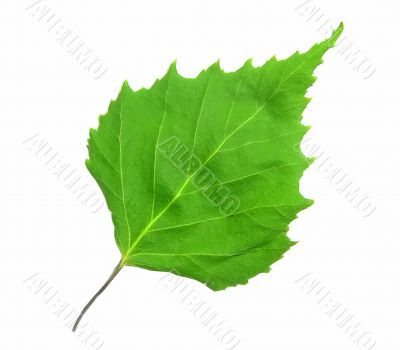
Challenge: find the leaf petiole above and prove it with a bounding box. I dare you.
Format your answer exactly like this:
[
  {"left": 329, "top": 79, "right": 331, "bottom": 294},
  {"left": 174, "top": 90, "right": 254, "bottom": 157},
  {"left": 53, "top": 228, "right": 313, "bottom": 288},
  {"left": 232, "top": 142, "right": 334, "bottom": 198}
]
[{"left": 72, "top": 259, "right": 124, "bottom": 332}]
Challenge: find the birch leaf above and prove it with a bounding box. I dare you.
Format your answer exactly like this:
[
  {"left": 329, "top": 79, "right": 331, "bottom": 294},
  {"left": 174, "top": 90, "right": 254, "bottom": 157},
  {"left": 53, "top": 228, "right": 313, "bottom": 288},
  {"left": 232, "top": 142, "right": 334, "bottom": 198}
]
[{"left": 73, "top": 23, "right": 343, "bottom": 331}]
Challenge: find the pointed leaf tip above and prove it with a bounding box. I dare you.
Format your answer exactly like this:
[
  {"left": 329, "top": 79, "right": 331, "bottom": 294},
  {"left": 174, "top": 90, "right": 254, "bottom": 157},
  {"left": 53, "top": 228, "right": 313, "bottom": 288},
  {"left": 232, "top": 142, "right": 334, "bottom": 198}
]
[{"left": 328, "top": 22, "right": 344, "bottom": 46}]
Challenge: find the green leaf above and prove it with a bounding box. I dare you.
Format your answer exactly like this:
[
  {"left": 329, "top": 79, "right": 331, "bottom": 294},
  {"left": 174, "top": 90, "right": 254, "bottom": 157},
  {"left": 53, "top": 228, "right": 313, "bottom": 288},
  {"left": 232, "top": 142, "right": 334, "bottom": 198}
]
[{"left": 75, "top": 23, "right": 343, "bottom": 331}]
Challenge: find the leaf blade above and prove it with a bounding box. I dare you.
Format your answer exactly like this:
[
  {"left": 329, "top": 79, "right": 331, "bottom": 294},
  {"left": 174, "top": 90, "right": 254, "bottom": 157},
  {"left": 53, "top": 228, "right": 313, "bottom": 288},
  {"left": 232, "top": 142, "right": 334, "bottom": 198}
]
[{"left": 86, "top": 24, "right": 343, "bottom": 290}]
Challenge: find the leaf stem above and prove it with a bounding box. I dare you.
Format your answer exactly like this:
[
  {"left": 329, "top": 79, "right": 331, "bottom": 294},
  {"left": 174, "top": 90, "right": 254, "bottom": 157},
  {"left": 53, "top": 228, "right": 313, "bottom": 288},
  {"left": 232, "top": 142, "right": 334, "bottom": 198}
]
[{"left": 72, "top": 259, "right": 124, "bottom": 332}]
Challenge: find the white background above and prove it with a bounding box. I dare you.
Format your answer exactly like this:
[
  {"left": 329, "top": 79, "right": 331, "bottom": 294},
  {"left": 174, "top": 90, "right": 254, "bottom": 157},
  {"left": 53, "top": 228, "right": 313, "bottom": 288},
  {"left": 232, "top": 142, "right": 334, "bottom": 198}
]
[{"left": 1, "top": 0, "right": 399, "bottom": 349}]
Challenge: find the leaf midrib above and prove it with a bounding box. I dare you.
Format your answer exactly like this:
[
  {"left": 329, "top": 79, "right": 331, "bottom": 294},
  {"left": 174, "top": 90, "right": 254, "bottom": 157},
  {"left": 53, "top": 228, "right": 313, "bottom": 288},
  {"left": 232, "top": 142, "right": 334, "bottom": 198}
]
[{"left": 120, "top": 102, "right": 267, "bottom": 264}]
